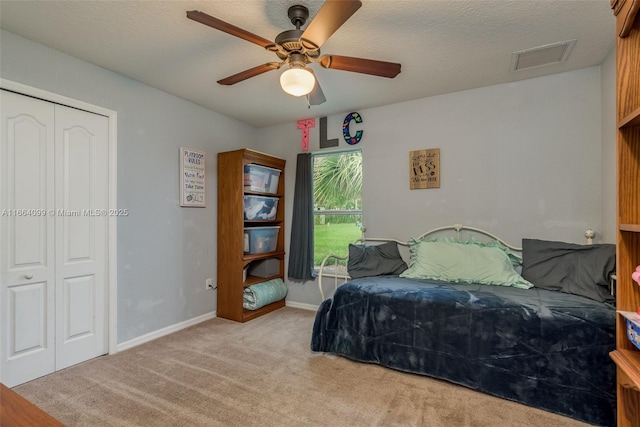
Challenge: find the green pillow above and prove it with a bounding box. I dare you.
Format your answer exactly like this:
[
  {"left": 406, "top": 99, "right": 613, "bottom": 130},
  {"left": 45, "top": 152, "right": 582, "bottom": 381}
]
[{"left": 399, "top": 237, "right": 533, "bottom": 289}]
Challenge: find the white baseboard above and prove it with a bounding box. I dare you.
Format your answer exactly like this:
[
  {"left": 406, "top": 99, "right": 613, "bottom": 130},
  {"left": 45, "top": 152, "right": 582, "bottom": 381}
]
[
  {"left": 115, "top": 303, "right": 315, "bottom": 353},
  {"left": 116, "top": 311, "right": 217, "bottom": 353},
  {"left": 285, "top": 300, "right": 318, "bottom": 311}
]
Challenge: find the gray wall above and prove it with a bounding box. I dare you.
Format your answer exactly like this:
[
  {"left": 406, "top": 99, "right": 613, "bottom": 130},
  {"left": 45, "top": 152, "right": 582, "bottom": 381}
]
[
  {"left": 262, "top": 65, "right": 616, "bottom": 306},
  {"left": 1, "top": 28, "right": 617, "bottom": 339},
  {"left": 1, "top": 30, "right": 259, "bottom": 343},
  {"left": 600, "top": 48, "right": 617, "bottom": 243}
]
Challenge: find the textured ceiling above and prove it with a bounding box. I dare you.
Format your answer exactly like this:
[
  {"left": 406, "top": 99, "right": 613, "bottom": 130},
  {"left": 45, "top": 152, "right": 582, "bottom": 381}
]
[{"left": 0, "top": 1, "right": 615, "bottom": 128}]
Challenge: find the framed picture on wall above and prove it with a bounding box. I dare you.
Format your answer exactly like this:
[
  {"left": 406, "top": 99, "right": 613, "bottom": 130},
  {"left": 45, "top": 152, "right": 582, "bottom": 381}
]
[
  {"left": 410, "top": 148, "right": 440, "bottom": 189},
  {"left": 180, "top": 147, "right": 206, "bottom": 207}
]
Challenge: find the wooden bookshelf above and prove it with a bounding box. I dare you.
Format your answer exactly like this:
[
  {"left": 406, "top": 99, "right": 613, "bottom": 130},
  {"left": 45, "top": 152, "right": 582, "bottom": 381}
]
[
  {"left": 217, "top": 149, "right": 286, "bottom": 322},
  {"left": 621, "top": 224, "right": 640, "bottom": 233},
  {"left": 619, "top": 107, "right": 640, "bottom": 128},
  {"left": 611, "top": 1, "right": 640, "bottom": 425}
]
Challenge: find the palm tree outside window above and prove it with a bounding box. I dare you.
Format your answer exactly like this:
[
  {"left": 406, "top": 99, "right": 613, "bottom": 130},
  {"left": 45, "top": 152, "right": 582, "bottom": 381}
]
[{"left": 313, "top": 150, "right": 363, "bottom": 269}]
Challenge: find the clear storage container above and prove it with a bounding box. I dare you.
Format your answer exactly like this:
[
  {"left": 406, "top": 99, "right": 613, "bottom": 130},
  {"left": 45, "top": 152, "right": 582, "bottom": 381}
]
[
  {"left": 244, "top": 226, "right": 280, "bottom": 254},
  {"left": 244, "top": 164, "right": 281, "bottom": 194},
  {"left": 243, "top": 195, "right": 278, "bottom": 220}
]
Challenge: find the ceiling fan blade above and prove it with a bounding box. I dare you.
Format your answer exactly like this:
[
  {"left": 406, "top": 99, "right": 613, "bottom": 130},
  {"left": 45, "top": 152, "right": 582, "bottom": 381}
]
[
  {"left": 320, "top": 55, "right": 401, "bottom": 78},
  {"left": 300, "top": 0, "right": 362, "bottom": 50},
  {"left": 187, "top": 11, "right": 276, "bottom": 50},
  {"left": 308, "top": 70, "right": 326, "bottom": 105},
  {"left": 218, "top": 63, "right": 281, "bottom": 85}
]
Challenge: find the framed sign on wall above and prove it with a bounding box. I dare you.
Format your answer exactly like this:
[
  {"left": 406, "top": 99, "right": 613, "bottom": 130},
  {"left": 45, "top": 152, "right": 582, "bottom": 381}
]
[
  {"left": 409, "top": 148, "right": 440, "bottom": 189},
  {"left": 180, "top": 147, "right": 206, "bottom": 207}
]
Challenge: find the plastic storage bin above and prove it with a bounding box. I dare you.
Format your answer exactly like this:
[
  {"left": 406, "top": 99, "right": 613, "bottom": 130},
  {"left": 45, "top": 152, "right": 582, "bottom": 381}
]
[
  {"left": 244, "top": 164, "right": 281, "bottom": 194},
  {"left": 244, "top": 226, "right": 280, "bottom": 254},
  {"left": 621, "top": 311, "right": 640, "bottom": 351},
  {"left": 627, "top": 318, "right": 640, "bottom": 351},
  {"left": 243, "top": 195, "right": 278, "bottom": 220}
]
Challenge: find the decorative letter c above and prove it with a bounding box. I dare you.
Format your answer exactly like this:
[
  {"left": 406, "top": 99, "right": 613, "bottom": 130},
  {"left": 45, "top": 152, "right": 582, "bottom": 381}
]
[{"left": 343, "top": 112, "right": 363, "bottom": 145}]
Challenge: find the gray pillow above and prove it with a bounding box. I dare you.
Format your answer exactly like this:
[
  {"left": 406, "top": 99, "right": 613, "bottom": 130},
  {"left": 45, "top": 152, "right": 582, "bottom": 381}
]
[
  {"left": 347, "top": 241, "right": 408, "bottom": 279},
  {"left": 521, "top": 238, "right": 615, "bottom": 303}
]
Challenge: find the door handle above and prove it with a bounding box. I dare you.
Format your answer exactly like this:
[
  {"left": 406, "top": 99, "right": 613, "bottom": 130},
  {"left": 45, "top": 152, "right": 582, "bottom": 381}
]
[{"left": 24, "top": 273, "right": 33, "bottom": 280}]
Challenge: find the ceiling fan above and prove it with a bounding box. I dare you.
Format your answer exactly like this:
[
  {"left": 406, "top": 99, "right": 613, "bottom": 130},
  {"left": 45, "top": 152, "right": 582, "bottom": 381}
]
[{"left": 186, "top": 0, "right": 401, "bottom": 106}]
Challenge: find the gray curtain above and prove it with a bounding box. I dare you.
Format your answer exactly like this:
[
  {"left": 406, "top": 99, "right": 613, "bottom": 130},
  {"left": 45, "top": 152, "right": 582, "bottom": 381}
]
[{"left": 288, "top": 153, "right": 316, "bottom": 281}]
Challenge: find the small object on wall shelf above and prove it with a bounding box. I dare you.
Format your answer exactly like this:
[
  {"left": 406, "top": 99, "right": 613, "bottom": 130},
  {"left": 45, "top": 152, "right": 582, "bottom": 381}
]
[
  {"left": 180, "top": 147, "right": 206, "bottom": 207},
  {"left": 409, "top": 148, "right": 440, "bottom": 189}
]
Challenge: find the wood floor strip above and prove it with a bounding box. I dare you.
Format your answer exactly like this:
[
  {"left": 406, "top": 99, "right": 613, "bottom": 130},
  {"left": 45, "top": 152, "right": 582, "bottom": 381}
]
[{"left": 0, "top": 383, "right": 64, "bottom": 426}]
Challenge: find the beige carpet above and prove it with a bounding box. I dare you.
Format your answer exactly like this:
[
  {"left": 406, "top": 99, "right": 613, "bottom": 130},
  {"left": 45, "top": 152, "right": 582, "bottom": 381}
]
[{"left": 14, "top": 307, "right": 590, "bottom": 427}]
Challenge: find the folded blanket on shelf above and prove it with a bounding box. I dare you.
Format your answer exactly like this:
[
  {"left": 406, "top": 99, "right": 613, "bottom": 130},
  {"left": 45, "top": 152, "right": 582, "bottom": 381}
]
[{"left": 243, "top": 278, "right": 287, "bottom": 310}]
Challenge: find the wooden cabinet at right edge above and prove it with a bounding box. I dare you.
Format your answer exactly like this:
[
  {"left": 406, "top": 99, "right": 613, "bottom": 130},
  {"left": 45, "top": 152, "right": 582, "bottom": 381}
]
[{"left": 610, "top": 1, "right": 640, "bottom": 426}]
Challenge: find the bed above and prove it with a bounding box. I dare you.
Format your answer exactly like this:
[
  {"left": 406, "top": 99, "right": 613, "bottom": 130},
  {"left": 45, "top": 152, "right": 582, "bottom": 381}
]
[{"left": 311, "top": 225, "right": 617, "bottom": 426}]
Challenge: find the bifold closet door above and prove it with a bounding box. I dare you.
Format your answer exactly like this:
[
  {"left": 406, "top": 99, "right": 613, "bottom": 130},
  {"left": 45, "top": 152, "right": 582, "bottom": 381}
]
[
  {"left": 54, "top": 103, "right": 108, "bottom": 371},
  {"left": 0, "top": 90, "right": 109, "bottom": 387},
  {"left": 0, "top": 90, "right": 56, "bottom": 387}
]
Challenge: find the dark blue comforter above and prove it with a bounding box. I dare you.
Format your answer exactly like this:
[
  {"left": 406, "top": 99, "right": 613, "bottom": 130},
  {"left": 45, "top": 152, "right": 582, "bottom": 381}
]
[{"left": 311, "top": 276, "right": 616, "bottom": 426}]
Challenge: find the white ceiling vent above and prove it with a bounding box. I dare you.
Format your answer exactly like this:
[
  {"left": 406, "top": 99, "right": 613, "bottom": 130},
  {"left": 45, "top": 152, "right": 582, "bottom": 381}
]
[{"left": 510, "top": 39, "right": 577, "bottom": 72}]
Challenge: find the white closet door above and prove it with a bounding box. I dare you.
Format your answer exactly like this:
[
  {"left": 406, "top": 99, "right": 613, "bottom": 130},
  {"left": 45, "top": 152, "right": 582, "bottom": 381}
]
[
  {"left": 0, "top": 91, "right": 109, "bottom": 386},
  {"left": 0, "top": 90, "right": 56, "bottom": 387},
  {"left": 54, "top": 104, "right": 108, "bottom": 370}
]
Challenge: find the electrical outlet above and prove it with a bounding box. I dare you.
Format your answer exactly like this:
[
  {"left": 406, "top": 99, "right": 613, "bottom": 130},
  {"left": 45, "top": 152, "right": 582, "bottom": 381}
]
[{"left": 205, "top": 278, "right": 214, "bottom": 290}]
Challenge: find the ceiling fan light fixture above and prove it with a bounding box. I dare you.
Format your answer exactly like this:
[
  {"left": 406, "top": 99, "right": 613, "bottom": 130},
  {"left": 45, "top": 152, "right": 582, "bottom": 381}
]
[
  {"left": 187, "top": 1, "right": 399, "bottom": 105},
  {"left": 280, "top": 66, "right": 315, "bottom": 97}
]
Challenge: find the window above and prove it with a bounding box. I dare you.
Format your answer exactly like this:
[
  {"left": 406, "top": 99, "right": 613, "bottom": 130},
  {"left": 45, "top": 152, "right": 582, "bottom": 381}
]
[{"left": 313, "top": 150, "right": 362, "bottom": 268}]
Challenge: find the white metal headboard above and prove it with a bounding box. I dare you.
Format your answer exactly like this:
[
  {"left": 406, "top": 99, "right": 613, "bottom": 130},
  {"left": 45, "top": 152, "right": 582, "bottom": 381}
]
[
  {"left": 318, "top": 224, "right": 522, "bottom": 300},
  {"left": 317, "top": 224, "right": 596, "bottom": 300},
  {"left": 353, "top": 224, "right": 524, "bottom": 250}
]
